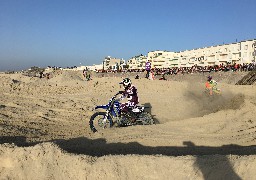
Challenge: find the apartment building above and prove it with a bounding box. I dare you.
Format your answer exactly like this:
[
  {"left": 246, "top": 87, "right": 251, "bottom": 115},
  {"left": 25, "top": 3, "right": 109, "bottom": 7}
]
[
  {"left": 127, "top": 54, "right": 147, "bottom": 69},
  {"left": 179, "top": 39, "right": 256, "bottom": 67},
  {"left": 103, "top": 56, "right": 125, "bottom": 71},
  {"left": 126, "top": 39, "right": 256, "bottom": 69},
  {"left": 148, "top": 51, "right": 174, "bottom": 68},
  {"left": 76, "top": 39, "right": 255, "bottom": 71}
]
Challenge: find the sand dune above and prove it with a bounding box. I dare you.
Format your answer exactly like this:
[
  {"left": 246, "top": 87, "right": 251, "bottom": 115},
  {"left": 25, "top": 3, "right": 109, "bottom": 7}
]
[{"left": 0, "top": 71, "right": 255, "bottom": 179}]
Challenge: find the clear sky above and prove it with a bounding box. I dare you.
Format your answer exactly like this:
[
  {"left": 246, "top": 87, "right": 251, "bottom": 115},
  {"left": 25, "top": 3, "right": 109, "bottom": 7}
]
[{"left": 0, "top": 0, "right": 255, "bottom": 71}]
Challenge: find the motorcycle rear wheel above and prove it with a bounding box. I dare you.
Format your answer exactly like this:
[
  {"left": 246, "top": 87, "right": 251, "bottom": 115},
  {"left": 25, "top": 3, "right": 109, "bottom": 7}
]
[{"left": 139, "top": 112, "right": 155, "bottom": 125}]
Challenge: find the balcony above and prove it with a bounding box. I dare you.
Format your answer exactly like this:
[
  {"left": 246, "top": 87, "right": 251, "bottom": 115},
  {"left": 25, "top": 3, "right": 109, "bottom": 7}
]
[{"left": 153, "top": 62, "right": 164, "bottom": 65}]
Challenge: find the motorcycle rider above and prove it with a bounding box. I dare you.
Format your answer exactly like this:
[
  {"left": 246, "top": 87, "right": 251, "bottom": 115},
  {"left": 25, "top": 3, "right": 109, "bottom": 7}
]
[
  {"left": 119, "top": 78, "right": 139, "bottom": 119},
  {"left": 205, "top": 75, "right": 219, "bottom": 95}
]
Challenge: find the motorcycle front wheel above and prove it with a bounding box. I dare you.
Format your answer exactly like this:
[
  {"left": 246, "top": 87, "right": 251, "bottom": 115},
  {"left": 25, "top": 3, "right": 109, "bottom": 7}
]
[{"left": 89, "top": 112, "right": 112, "bottom": 132}]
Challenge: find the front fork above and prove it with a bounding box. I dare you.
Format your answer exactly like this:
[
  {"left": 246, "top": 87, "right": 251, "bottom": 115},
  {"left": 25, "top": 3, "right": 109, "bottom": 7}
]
[
  {"left": 102, "top": 110, "right": 109, "bottom": 129},
  {"left": 102, "top": 106, "right": 120, "bottom": 128}
]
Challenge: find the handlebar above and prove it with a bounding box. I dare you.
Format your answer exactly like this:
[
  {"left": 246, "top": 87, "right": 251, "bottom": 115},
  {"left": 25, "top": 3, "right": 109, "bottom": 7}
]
[
  {"left": 111, "top": 91, "right": 123, "bottom": 99},
  {"left": 109, "top": 92, "right": 122, "bottom": 102},
  {"left": 118, "top": 91, "right": 124, "bottom": 94}
]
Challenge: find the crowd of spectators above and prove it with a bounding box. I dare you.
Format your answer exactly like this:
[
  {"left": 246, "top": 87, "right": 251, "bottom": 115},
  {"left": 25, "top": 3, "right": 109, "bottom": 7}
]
[{"left": 96, "top": 63, "right": 256, "bottom": 76}]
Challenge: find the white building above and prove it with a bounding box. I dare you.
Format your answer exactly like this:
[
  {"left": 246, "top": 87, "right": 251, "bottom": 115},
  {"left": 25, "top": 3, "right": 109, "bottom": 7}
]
[
  {"left": 179, "top": 39, "right": 256, "bottom": 67},
  {"left": 127, "top": 54, "right": 147, "bottom": 69},
  {"left": 126, "top": 39, "right": 256, "bottom": 69},
  {"left": 103, "top": 56, "right": 125, "bottom": 71}
]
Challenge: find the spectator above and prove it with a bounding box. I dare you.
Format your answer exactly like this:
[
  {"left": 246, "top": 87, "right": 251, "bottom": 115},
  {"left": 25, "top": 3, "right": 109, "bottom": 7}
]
[
  {"left": 145, "top": 60, "right": 151, "bottom": 79},
  {"left": 86, "top": 70, "right": 92, "bottom": 81},
  {"left": 82, "top": 69, "right": 86, "bottom": 79},
  {"left": 39, "top": 71, "right": 44, "bottom": 78}
]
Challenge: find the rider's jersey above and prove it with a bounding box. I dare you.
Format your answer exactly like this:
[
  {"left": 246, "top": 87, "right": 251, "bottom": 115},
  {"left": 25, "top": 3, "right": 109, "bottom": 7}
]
[
  {"left": 206, "top": 80, "right": 217, "bottom": 88},
  {"left": 205, "top": 81, "right": 211, "bottom": 88},
  {"left": 122, "top": 85, "right": 139, "bottom": 105}
]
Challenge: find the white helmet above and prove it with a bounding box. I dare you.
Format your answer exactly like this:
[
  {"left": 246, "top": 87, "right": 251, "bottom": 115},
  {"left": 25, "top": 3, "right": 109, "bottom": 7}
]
[{"left": 120, "top": 78, "right": 131, "bottom": 88}]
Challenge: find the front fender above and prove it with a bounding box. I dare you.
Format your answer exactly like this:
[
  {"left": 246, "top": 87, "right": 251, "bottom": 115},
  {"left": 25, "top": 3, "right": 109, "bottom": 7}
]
[{"left": 95, "top": 105, "right": 109, "bottom": 110}]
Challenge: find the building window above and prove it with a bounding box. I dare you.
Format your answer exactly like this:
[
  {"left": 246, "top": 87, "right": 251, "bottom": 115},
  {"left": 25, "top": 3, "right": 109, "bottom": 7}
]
[{"left": 244, "top": 45, "right": 248, "bottom": 50}]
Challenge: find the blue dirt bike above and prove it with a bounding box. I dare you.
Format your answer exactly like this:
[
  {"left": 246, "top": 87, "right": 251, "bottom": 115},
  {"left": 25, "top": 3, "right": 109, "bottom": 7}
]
[{"left": 89, "top": 92, "right": 155, "bottom": 132}]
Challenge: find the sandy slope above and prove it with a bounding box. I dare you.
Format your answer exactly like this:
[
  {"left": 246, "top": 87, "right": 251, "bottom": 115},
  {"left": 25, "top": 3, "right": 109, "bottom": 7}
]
[{"left": 0, "top": 71, "right": 256, "bottom": 179}]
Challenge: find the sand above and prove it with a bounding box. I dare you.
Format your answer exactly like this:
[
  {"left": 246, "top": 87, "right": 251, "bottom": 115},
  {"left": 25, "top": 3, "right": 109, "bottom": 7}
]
[{"left": 0, "top": 70, "right": 255, "bottom": 180}]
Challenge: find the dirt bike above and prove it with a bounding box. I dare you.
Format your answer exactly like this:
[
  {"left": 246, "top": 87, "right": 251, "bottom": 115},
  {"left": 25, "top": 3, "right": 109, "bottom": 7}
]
[
  {"left": 89, "top": 92, "right": 155, "bottom": 132},
  {"left": 204, "top": 86, "right": 221, "bottom": 96}
]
